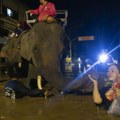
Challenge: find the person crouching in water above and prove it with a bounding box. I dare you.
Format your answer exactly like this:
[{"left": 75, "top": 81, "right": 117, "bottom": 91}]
[
  {"left": 5, "top": 65, "right": 50, "bottom": 99},
  {"left": 88, "top": 63, "right": 120, "bottom": 115}
]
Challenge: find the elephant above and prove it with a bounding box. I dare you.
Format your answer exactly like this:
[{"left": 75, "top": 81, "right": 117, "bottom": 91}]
[
  {"left": 1, "top": 22, "right": 71, "bottom": 91},
  {"left": 1, "top": 22, "right": 105, "bottom": 94}
]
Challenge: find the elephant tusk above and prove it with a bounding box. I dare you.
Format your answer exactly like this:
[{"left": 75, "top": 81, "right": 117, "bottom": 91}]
[
  {"left": 18, "top": 63, "right": 22, "bottom": 68},
  {"left": 37, "top": 75, "right": 42, "bottom": 90}
]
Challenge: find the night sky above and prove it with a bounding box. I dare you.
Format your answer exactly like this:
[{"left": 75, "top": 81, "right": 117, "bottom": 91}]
[{"left": 19, "top": 0, "right": 120, "bottom": 60}]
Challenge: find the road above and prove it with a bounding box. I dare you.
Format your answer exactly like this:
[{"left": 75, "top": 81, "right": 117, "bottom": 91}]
[{"left": 0, "top": 79, "right": 119, "bottom": 120}]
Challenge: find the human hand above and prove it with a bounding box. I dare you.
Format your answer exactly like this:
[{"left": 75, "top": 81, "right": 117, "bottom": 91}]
[
  {"left": 88, "top": 74, "right": 98, "bottom": 84},
  {"left": 105, "top": 89, "right": 116, "bottom": 101},
  {"left": 30, "top": 13, "right": 33, "bottom": 16},
  {"left": 112, "top": 82, "right": 120, "bottom": 97},
  {"left": 43, "top": 15, "right": 49, "bottom": 21},
  {"left": 115, "top": 88, "right": 120, "bottom": 97},
  {"left": 27, "top": 10, "right": 31, "bottom": 13},
  {"left": 26, "top": 10, "right": 33, "bottom": 16}
]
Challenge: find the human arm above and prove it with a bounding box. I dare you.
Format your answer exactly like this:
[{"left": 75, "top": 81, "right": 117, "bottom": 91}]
[
  {"left": 47, "top": 3, "right": 56, "bottom": 17},
  {"left": 27, "top": 7, "right": 39, "bottom": 15},
  {"left": 88, "top": 74, "right": 103, "bottom": 104},
  {"left": 42, "top": 3, "right": 56, "bottom": 21}
]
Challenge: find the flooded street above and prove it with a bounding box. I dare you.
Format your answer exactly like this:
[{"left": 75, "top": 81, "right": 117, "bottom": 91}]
[
  {"left": 0, "top": 68, "right": 119, "bottom": 120},
  {"left": 0, "top": 83, "right": 120, "bottom": 120},
  {"left": 1, "top": 0, "right": 120, "bottom": 119}
]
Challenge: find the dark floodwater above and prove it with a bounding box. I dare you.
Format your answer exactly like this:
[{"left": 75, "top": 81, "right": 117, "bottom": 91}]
[{"left": 0, "top": 82, "right": 120, "bottom": 120}]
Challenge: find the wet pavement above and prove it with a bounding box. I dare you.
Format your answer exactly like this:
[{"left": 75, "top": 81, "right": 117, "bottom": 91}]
[
  {"left": 0, "top": 66, "right": 119, "bottom": 120},
  {"left": 0, "top": 81, "right": 120, "bottom": 120}
]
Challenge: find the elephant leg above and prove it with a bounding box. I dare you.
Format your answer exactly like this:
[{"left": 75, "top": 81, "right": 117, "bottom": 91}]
[
  {"left": 27, "top": 64, "right": 42, "bottom": 90},
  {"left": 42, "top": 65, "right": 70, "bottom": 91},
  {"left": 31, "top": 50, "right": 71, "bottom": 91},
  {"left": 27, "top": 63, "right": 38, "bottom": 88},
  {"left": 31, "top": 51, "right": 44, "bottom": 90}
]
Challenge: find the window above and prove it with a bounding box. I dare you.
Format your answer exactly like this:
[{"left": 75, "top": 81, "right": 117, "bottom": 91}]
[
  {"left": 3, "top": 6, "right": 18, "bottom": 20},
  {"left": 7, "top": 8, "right": 13, "bottom": 17}
]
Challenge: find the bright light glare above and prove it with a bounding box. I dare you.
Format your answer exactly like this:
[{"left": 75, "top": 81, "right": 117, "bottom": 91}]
[
  {"left": 99, "top": 53, "right": 108, "bottom": 63},
  {"left": 78, "top": 58, "right": 81, "bottom": 62},
  {"left": 7, "top": 8, "right": 13, "bottom": 17}
]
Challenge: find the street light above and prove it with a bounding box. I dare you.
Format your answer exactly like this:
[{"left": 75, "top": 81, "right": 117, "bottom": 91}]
[
  {"left": 69, "top": 38, "right": 77, "bottom": 63},
  {"left": 69, "top": 35, "right": 95, "bottom": 63}
]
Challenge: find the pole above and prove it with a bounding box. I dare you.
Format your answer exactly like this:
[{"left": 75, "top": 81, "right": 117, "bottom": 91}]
[
  {"left": 69, "top": 42, "right": 72, "bottom": 62},
  {"left": 69, "top": 38, "right": 77, "bottom": 63}
]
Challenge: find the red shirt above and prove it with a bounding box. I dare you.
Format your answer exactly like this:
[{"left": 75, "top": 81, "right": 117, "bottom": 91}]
[{"left": 30, "top": 2, "right": 56, "bottom": 21}]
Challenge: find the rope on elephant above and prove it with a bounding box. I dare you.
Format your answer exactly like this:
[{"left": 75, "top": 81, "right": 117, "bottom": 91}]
[
  {"left": 18, "top": 30, "right": 30, "bottom": 41},
  {"left": 16, "top": 30, "right": 31, "bottom": 48}
]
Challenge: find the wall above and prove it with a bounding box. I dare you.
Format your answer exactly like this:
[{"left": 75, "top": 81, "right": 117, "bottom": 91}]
[{"left": 0, "top": 0, "right": 28, "bottom": 36}]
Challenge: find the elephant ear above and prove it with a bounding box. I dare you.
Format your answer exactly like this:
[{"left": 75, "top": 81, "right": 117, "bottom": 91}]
[{"left": 1, "top": 37, "right": 21, "bottom": 63}]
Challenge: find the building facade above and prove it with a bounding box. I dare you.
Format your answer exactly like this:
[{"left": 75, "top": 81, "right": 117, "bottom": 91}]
[{"left": 0, "top": 0, "right": 28, "bottom": 37}]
